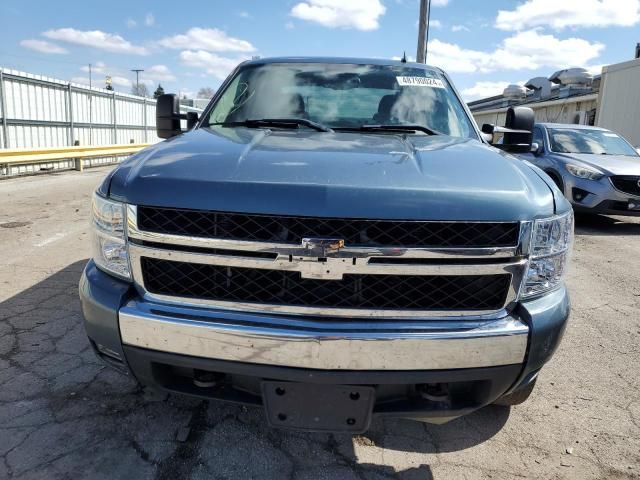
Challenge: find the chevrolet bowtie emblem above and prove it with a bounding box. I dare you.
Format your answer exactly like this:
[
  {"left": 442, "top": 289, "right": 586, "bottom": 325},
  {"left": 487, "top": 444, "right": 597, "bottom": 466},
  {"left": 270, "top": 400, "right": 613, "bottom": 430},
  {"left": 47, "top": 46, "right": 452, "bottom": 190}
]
[{"left": 301, "top": 238, "right": 345, "bottom": 257}]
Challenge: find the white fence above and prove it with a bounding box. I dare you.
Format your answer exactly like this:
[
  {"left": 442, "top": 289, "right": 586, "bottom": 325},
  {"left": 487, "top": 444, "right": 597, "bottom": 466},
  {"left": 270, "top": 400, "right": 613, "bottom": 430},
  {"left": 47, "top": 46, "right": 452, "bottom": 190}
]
[{"left": 0, "top": 68, "right": 203, "bottom": 149}]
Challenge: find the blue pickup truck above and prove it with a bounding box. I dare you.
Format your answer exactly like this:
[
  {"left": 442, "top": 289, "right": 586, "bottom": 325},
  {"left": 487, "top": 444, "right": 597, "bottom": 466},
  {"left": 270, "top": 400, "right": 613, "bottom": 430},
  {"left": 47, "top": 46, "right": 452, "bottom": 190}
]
[{"left": 80, "top": 57, "right": 572, "bottom": 433}]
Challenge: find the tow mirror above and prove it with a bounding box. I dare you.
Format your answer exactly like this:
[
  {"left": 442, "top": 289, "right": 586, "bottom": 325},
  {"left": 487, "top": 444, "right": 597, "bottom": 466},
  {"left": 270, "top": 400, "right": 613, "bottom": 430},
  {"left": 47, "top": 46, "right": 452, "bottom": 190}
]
[
  {"left": 186, "top": 111, "right": 199, "bottom": 129},
  {"left": 156, "top": 94, "right": 182, "bottom": 139},
  {"left": 156, "top": 94, "right": 200, "bottom": 138},
  {"left": 486, "top": 107, "right": 535, "bottom": 154},
  {"left": 481, "top": 123, "right": 495, "bottom": 135},
  {"left": 481, "top": 124, "right": 495, "bottom": 142}
]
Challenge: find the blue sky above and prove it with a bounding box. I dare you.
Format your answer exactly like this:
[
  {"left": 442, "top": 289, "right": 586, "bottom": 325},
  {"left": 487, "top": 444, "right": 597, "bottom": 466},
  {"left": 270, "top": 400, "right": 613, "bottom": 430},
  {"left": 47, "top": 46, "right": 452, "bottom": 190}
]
[{"left": 1, "top": 0, "right": 639, "bottom": 101}]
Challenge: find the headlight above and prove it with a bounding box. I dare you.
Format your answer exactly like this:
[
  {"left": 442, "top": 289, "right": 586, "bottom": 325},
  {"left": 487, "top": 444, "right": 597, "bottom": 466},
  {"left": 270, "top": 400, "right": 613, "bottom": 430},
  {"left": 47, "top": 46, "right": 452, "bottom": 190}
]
[
  {"left": 522, "top": 211, "right": 573, "bottom": 298},
  {"left": 566, "top": 164, "right": 603, "bottom": 180},
  {"left": 91, "top": 193, "right": 131, "bottom": 280}
]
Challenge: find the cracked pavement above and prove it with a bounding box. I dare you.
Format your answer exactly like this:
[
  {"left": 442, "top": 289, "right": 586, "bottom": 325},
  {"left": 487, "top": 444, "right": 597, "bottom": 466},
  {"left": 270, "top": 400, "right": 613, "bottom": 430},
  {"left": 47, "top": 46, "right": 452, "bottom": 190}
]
[{"left": 1, "top": 167, "right": 639, "bottom": 479}]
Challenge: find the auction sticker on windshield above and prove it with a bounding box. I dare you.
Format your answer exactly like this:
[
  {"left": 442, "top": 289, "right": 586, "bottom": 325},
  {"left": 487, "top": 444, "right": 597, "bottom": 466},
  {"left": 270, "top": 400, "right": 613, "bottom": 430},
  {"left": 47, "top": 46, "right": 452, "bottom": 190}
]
[{"left": 396, "top": 76, "right": 445, "bottom": 88}]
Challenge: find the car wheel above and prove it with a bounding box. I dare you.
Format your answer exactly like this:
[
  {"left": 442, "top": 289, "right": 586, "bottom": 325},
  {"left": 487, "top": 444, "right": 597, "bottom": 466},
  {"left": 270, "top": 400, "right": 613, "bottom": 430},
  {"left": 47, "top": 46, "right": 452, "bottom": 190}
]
[{"left": 493, "top": 379, "right": 537, "bottom": 406}]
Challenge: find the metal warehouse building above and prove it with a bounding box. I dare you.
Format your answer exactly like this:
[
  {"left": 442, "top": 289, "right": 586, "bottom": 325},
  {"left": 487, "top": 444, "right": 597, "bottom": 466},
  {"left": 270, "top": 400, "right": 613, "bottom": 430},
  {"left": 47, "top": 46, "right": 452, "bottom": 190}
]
[{"left": 468, "top": 53, "right": 640, "bottom": 147}]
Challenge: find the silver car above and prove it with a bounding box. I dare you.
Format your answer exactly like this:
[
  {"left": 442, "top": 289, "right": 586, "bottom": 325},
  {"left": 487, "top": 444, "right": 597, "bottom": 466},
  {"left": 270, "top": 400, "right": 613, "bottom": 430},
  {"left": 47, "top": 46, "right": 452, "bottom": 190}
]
[{"left": 525, "top": 123, "right": 640, "bottom": 216}]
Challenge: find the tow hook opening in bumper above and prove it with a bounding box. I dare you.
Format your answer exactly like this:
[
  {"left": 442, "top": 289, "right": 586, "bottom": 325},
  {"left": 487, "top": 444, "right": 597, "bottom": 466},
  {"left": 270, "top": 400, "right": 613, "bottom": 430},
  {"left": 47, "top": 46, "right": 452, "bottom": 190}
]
[
  {"left": 193, "top": 369, "right": 224, "bottom": 388},
  {"left": 417, "top": 383, "right": 450, "bottom": 402}
]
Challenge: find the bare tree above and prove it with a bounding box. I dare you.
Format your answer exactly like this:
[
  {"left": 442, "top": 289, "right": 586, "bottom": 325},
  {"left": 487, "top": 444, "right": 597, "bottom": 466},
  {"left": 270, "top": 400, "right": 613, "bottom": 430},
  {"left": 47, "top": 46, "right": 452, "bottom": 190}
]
[
  {"left": 197, "top": 87, "right": 215, "bottom": 99},
  {"left": 131, "top": 83, "right": 149, "bottom": 97}
]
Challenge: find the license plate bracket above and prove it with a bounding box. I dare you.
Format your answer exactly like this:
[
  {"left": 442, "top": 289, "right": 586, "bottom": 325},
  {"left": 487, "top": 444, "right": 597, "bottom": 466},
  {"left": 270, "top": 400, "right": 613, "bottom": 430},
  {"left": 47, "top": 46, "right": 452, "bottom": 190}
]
[{"left": 261, "top": 382, "right": 375, "bottom": 433}]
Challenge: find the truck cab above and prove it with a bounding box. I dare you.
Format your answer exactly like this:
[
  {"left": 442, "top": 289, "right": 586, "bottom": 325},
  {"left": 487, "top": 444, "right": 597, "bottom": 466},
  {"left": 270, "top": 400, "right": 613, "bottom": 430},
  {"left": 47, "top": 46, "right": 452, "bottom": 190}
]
[{"left": 80, "top": 57, "right": 572, "bottom": 433}]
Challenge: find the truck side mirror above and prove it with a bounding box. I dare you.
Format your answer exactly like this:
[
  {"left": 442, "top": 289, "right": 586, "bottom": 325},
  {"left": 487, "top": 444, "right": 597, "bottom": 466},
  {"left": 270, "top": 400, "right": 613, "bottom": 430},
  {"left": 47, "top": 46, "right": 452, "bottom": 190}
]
[
  {"left": 186, "top": 111, "right": 199, "bottom": 130},
  {"left": 502, "top": 107, "right": 534, "bottom": 153},
  {"left": 156, "top": 94, "right": 182, "bottom": 139},
  {"left": 480, "top": 124, "right": 495, "bottom": 142},
  {"left": 481, "top": 124, "right": 495, "bottom": 135},
  {"left": 486, "top": 107, "right": 535, "bottom": 154}
]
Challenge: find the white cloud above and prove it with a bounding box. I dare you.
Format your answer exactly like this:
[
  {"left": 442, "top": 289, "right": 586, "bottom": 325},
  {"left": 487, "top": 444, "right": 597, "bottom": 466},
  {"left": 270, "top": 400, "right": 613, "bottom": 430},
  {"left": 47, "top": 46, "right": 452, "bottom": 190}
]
[
  {"left": 451, "top": 24, "right": 469, "bottom": 32},
  {"left": 126, "top": 18, "right": 137, "bottom": 28},
  {"left": 493, "top": 29, "right": 605, "bottom": 70},
  {"left": 20, "top": 39, "right": 68, "bottom": 54},
  {"left": 145, "top": 13, "right": 155, "bottom": 26},
  {"left": 461, "top": 81, "right": 512, "bottom": 101},
  {"left": 428, "top": 29, "right": 604, "bottom": 73},
  {"left": 239, "top": 11, "right": 251, "bottom": 18},
  {"left": 496, "top": 0, "right": 640, "bottom": 31},
  {"left": 110, "top": 76, "right": 132, "bottom": 87},
  {"left": 290, "top": 0, "right": 386, "bottom": 30},
  {"left": 427, "top": 40, "right": 485, "bottom": 73},
  {"left": 432, "top": 0, "right": 450, "bottom": 6},
  {"left": 43, "top": 28, "right": 148, "bottom": 55},
  {"left": 586, "top": 64, "right": 605, "bottom": 75},
  {"left": 159, "top": 28, "right": 255, "bottom": 53},
  {"left": 430, "top": 19, "right": 443, "bottom": 29},
  {"left": 142, "top": 64, "right": 176, "bottom": 82},
  {"left": 179, "top": 50, "right": 247, "bottom": 80},
  {"left": 285, "top": 21, "right": 295, "bottom": 29}
]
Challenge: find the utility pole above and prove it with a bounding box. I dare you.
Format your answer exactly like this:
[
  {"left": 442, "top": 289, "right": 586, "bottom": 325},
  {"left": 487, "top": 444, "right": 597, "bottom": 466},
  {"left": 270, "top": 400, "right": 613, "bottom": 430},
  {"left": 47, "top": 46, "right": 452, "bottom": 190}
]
[
  {"left": 88, "top": 63, "right": 93, "bottom": 145},
  {"left": 416, "top": 0, "right": 431, "bottom": 63},
  {"left": 131, "top": 69, "right": 144, "bottom": 96}
]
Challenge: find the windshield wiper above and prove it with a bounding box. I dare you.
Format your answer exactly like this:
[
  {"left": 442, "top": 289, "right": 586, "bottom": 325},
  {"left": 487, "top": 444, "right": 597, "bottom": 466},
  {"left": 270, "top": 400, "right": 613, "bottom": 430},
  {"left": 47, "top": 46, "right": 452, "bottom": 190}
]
[
  {"left": 210, "top": 118, "right": 333, "bottom": 133},
  {"left": 335, "top": 124, "right": 440, "bottom": 135}
]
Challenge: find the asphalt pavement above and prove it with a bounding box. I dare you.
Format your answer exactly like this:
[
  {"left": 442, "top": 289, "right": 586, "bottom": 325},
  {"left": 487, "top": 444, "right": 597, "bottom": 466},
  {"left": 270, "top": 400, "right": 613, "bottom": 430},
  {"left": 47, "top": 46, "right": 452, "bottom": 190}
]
[{"left": 1, "top": 167, "right": 639, "bottom": 479}]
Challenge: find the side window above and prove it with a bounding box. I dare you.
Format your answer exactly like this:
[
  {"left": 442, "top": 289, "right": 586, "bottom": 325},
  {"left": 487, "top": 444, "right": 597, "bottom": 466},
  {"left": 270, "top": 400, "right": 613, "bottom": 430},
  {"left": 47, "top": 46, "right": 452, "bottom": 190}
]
[{"left": 532, "top": 127, "right": 544, "bottom": 150}]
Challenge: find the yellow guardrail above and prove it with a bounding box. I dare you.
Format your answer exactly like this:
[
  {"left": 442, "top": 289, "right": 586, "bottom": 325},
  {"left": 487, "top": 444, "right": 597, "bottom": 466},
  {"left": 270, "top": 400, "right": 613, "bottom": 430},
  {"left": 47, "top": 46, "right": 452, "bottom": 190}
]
[{"left": 0, "top": 143, "right": 151, "bottom": 173}]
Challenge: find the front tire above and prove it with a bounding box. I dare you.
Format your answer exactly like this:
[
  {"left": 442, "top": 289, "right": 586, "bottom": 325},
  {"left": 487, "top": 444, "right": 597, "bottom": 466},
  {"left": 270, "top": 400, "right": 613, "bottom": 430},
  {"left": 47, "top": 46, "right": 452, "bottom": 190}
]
[{"left": 493, "top": 379, "right": 537, "bottom": 406}]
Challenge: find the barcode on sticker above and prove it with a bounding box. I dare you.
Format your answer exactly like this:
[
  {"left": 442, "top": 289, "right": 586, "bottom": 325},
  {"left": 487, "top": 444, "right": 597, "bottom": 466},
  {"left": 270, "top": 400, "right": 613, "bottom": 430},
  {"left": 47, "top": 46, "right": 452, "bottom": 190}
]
[{"left": 397, "top": 76, "right": 445, "bottom": 88}]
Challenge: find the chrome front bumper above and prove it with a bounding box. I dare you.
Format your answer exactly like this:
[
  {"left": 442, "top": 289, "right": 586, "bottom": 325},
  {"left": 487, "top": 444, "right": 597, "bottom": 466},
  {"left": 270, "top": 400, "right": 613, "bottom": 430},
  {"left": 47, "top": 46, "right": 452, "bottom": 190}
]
[{"left": 119, "top": 300, "right": 529, "bottom": 371}]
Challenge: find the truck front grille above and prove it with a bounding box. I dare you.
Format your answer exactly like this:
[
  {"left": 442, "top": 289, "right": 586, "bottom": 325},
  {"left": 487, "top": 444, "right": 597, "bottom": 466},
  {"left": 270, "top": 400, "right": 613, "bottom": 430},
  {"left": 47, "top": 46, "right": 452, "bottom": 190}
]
[
  {"left": 141, "top": 258, "right": 511, "bottom": 311},
  {"left": 611, "top": 176, "right": 640, "bottom": 197},
  {"left": 137, "top": 206, "right": 520, "bottom": 248}
]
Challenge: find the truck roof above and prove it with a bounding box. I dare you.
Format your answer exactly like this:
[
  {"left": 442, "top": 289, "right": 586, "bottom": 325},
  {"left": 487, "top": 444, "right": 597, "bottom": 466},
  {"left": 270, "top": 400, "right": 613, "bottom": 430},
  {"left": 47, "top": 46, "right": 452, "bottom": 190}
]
[{"left": 241, "top": 56, "right": 443, "bottom": 73}]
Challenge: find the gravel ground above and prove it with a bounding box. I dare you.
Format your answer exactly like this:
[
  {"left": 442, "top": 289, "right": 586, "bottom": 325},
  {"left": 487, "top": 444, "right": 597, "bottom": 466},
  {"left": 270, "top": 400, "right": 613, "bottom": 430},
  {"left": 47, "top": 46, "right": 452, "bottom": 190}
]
[{"left": 1, "top": 167, "right": 639, "bottom": 480}]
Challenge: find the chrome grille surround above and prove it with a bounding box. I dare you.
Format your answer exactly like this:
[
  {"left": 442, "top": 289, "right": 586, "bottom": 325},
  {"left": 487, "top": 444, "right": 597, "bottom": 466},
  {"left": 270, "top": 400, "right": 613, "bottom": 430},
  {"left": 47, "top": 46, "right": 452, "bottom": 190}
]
[
  {"left": 127, "top": 205, "right": 533, "bottom": 319},
  {"left": 136, "top": 206, "right": 522, "bottom": 248}
]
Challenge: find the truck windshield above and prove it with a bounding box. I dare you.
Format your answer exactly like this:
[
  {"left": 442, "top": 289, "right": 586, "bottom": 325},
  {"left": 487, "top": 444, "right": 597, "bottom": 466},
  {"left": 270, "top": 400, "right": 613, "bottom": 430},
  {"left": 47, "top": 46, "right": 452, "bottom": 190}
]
[
  {"left": 206, "top": 62, "right": 476, "bottom": 139},
  {"left": 549, "top": 128, "right": 639, "bottom": 156}
]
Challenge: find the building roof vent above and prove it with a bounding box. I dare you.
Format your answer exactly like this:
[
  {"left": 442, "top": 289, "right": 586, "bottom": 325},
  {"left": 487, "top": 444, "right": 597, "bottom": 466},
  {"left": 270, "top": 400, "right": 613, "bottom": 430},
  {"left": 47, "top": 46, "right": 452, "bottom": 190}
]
[
  {"left": 548, "top": 68, "right": 593, "bottom": 87},
  {"left": 525, "top": 77, "right": 552, "bottom": 99},
  {"left": 503, "top": 84, "right": 527, "bottom": 100}
]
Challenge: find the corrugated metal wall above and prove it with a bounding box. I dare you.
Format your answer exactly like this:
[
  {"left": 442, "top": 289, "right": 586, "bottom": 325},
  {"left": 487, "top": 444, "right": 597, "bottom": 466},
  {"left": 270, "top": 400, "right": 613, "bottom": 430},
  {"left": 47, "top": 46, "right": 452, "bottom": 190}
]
[
  {"left": 0, "top": 68, "right": 203, "bottom": 150},
  {"left": 596, "top": 58, "right": 640, "bottom": 146}
]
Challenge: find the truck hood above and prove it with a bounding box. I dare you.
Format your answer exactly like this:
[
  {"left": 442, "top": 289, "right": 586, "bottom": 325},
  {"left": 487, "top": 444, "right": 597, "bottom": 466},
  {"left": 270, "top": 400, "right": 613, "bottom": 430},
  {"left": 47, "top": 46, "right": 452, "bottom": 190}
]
[
  {"left": 108, "top": 127, "right": 555, "bottom": 221},
  {"left": 553, "top": 152, "right": 640, "bottom": 176}
]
